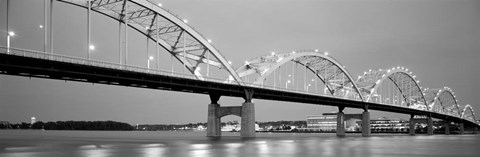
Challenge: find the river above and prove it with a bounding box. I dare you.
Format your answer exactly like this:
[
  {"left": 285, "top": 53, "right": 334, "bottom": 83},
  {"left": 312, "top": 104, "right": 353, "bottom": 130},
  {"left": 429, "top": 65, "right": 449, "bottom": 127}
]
[{"left": 0, "top": 130, "right": 479, "bottom": 157}]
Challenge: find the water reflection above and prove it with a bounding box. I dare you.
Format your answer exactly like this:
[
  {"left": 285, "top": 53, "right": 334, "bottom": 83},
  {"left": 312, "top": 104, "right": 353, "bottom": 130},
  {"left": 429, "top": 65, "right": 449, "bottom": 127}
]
[{"left": 0, "top": 131, "right": 479, "bottom": 157}]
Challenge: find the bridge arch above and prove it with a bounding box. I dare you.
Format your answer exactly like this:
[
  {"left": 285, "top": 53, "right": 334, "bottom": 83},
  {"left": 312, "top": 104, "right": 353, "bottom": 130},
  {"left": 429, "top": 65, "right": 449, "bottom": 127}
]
[
  {"left": 356, "top": 67, "right": 427, "bottom": 110},
  {"left": 57, "top": 0, "right": 243, "bottom": 84},
  {"left": 236, "top": 50, "right": 364, "bottom": 101},
  {"left": 424, "top": 87, "right": 461, "bottom": 117},
  {"left": 461, "top": 105, "right": 477, "bottom": 122}
]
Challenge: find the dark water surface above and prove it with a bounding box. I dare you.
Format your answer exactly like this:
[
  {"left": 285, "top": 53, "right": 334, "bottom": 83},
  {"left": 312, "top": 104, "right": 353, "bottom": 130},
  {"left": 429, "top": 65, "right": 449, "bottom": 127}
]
[{"left": 0, "top": 130, "right": 479, "bottom": 157}]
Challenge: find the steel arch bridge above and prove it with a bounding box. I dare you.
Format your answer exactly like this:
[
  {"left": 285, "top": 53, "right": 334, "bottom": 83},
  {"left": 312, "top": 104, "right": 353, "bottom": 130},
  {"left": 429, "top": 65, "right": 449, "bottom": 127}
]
[
  {"left": 356, "top": 67, "right": 428, "bottom": 110},
  {"left": 59, "top": 0, "right": 243, "bottom": 84},
  {"left": 236, "top": 50, "right": 364, "bottom": 101},
  {"left": 1, "top": 0, "right": 479, "bottom": 137}
]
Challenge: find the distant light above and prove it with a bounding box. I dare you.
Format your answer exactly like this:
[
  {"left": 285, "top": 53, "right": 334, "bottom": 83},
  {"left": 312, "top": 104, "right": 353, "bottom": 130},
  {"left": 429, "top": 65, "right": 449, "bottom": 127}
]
[
  {"left": 287, "top": 80, "right": 291, "bottom": 83},
  {"left": 228, "top": 61, "right": 232, "bottom": 64},
  {"left": 89, "top": 45, "right": 95, "bottom": 50},
  {"left": 271, "top": 52, "right": 275, "bottom": 55},
  {"left": 158, "top": 3, "right": 162, "bottom": 7},
  {"left": 145, "top": 26, "right": 150, "bottom": 30},
  {"left": 245, "top": 60, "right": 250, "bottom": 65},
  {"left": 196, "top": 67, "right": 201, "bottom": 71},
  {"left": 315, "top": 49, "right": 319, "bottom": 52},
  {"left": 39, "top": 25, "right": 43, "bottom": 28},
  {"left": 149, "top": 56, "right": 154, "bottom": 60},
  {"left": 324, "top": 52, "right": 328, "bottom": 56},
  {"left": 183, "top": 19, "right": 188, "bottom": 23},
  {"left": 292, "top": 51, "right": 296, "bottom": 54},
  {"left": 207, "top": 39, "right": 212, "bottom": 43},
  {"left": 8, "top": 31, "right": 15, "bottom": 36}
]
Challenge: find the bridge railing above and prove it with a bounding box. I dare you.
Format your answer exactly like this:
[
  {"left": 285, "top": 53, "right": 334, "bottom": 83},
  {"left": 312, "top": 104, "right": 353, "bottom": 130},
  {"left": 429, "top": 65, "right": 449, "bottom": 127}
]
[{"left": 0, "top": 47, "right": 474, "bottom": 122}]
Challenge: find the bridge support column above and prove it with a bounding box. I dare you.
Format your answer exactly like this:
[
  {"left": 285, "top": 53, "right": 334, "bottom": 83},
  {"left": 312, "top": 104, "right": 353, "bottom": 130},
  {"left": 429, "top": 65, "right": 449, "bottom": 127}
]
[
  {"left": 240, "top": 89, "right": 255, "bottom": 138},
  {"left": 362, "top": 107, "right": 370, "bottom": 137},
  {"left": 409, "top": 114, "right": 415, "bottom": 135},
  {"left": 474, "top": 127, "right": 478, "bottom": 134},
  {"left": 207, "top": 93, "right": 221, "bottom": 137},
  {"left": 459, "top": 123, "right": 464, "bottom": 135},
  {"left": 207, "top": 103, "right": 221, "bottom": 137},
  {"left": 444, "top": 121, "right": 450, "bottom": 135},
  {"left": 336, "top": 106, "right": 345, "bottom": 137},
  {"left": 427, "top": 115, "right": 433, "bottom": 135}
]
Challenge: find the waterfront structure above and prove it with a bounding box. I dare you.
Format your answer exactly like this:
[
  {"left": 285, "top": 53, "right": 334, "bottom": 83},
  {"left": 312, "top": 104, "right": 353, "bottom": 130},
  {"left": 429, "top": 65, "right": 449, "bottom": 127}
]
[{"left": 0, "top": 0, "right": 478, "bottom": 138}]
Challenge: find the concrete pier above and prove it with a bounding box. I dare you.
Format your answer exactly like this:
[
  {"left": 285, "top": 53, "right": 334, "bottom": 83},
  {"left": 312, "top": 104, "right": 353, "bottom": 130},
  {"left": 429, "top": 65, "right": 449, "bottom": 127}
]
[
  {"left": 459, "top": 123, "right": 464, "bottom": 135},
  {"left": 427, "top": 116, "right": 433, "bottom": 135},
  {"left": 240, "top": 102, "right": 255, "bottom": 138},
  {"left": 362, "top": 109, "right": 371, "bottom": 137},
  {"left": 444, "top": 121, "right": 450, "bottom": 135},
  {"left": 336, "top": 106, "right": 345, "bottom": 137},
  {"left": 206, "top": 90, "right": 256, "bottom": 138},
  {"left": 409, "top": 114, "right": 415, "bottom": 135},
  {"left": 474, "top": 127, "right": 478, "bottom": 134},
  {"left": 207, "top": 103, "right": 221, "bottom": 137}
]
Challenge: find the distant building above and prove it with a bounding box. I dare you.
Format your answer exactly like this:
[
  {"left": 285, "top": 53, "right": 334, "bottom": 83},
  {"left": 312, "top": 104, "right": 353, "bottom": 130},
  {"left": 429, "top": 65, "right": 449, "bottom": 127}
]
[
  {"left": 30, "top": 117, "right": 36, "bottom": 124},
  {"left": 357, "top": 118, "right": 409, "bottom": 132},
  {"left": 306, "top": 114, "right": 338, "bottom": 131}
]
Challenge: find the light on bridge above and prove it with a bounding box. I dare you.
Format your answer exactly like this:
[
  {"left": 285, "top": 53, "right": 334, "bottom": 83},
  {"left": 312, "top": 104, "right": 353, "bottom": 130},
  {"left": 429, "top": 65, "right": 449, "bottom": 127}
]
[
  {"left": 183, "top": 19, "right": 188, "bottom": 23},
  {"left": 271, "top": 52, "right": 275, "bottom": 55},
  {"left": 158, "top": 3, "right": 162, "bottom": 7},
  {"left": 207, "top": 39, "right": 212, "bottom": 43},
  {"left": 8, "top": 31, "right": 15, "bottom": 36},
  {"left": 149, "top": 56, "right": 154, "bottom": 60},
  {"left": 324, "top": 52, "right": 328, "bottom": 56},
  {"left": 39, "top": 25, "right": 44, "bottom": 28},
  {"left": 89, "top": 45, "right": 95, "bottom": 50},
  {"left": 315, "top": 49, "right": 319, "bottom": 52},
  {"left": 228, "top": 61, "right": 232, "bottom": 65}
]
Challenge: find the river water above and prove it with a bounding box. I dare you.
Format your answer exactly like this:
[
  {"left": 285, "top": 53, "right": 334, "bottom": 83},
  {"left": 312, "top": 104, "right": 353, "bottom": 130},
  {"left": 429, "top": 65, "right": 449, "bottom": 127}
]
[{"left": 0, "top": 130, "right": 479, "bottom": 157}]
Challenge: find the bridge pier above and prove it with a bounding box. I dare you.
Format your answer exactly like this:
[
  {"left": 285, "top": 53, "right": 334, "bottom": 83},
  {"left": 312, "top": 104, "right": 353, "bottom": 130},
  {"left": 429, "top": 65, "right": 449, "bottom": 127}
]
[
  {"left": 336, "top": 106, "right": 345, "bottom": 137},
  {"left": 409, "top": 114, "right": 415, "bottom": 135},
  {"left": 361, "top": 107, "right": 371, "bottom": 137},
  {"left": 207, "top": 103, "right": 221, "bottom": 137},
  {"left": 207, "top": 93, "right": 221, "bottom": 137},
  {"left": 474, "top": 127, "right": 478, "bottom": 134},
  {"left": 427, "top": 115, "right": 433, "bottom": 135},
  {"left": 459, "top": 123, "right": 464, "bottom": 135},
  {"left": 240, "top": 89, "right": 255, "bottom": 138},
  {"left": 206, "top": 90, "right": 256, "bottom": 138},
  {"left": 444, "top": 121, "right": 450, "bottom": 135}
]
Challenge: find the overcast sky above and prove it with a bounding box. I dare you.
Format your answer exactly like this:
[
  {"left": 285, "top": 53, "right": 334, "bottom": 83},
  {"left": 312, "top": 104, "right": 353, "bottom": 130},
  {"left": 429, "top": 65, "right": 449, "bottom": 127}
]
[{"left": 1, "top": 0, "right": 479, "bottom": 124}]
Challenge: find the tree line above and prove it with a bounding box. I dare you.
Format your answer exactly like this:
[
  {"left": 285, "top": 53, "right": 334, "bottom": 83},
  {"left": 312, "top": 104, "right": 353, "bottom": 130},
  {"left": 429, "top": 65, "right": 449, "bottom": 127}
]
[{"left": 0, "top": 121, "right": 134, "bottom": 131}]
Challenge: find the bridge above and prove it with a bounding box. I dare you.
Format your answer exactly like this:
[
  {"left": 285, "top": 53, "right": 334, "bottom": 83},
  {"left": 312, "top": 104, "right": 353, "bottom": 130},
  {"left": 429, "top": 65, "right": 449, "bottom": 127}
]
[{"left": 1, "top": 0, "right": 478, "bottom": 137}]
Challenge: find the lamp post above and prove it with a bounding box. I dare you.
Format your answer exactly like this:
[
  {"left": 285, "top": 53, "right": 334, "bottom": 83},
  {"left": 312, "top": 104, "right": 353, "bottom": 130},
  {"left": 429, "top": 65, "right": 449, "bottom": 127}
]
[
  {"left": 306, "top": 84, "right": 311, "bottom": 92},
  {"left": 7, "top": 31, "right": 15, "bottom": 54},
  {"left": 285, "top": 80, "right": 291, "bottom": 89},
  {"left": 147, "top": 56, "right": 154, "bottom": 72}
]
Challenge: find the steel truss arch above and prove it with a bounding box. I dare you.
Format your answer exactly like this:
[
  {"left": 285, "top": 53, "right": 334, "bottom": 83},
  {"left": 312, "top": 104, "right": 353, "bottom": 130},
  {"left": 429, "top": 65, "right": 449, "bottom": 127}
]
[
  {"left": 424, "top": 87, "right": 461, "bottom": 117},
  {"left": 236, "top": 50, "right": 364, "bottom": 101},
  {"left": 57, "top": 0, "right": 244, "bottom": 85},
  {"left": 356, "top": 67, "right": 428, "bottom": 110},
  {"left": 461, "top": 105, "right": 476, "bottom": 122}
]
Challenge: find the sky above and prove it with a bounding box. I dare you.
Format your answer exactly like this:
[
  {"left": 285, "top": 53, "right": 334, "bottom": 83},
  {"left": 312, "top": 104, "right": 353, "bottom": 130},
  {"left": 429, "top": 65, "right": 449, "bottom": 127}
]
[{"left": 0, "top": 0, "right": 479, "bottom": 124}]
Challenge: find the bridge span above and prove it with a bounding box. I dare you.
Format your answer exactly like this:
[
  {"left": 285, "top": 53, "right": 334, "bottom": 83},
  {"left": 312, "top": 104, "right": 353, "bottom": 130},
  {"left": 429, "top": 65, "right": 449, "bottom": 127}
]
[{"left": 1, "top": 0, "right": 478, "bottom": 137}]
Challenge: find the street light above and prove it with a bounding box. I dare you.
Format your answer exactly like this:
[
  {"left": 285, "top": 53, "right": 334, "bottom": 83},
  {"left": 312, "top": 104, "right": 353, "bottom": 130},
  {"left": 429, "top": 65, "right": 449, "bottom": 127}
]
[
  {"left": 285, "top": 80, "right": 291, "bottom": 89},
  {"left": 147, "top": 56, "right": 154, "bottom": 72},
  {"left": 7, "top": 31, "right": 15, "bottom": 54},
  {"left": 306, "top": 84, "right": 311, "bottom": 91}
]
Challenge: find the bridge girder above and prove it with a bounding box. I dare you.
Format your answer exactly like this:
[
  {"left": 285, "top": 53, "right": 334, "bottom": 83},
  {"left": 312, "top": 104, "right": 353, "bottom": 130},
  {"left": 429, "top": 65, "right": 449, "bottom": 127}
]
[
  {"left": 58, "top": 0, "right": 244, "bottom": 85},
  {"left": 356, "top": 67, "right": 428, "bottom": 110},
  {"left": 236, "top": 51, "right": 365, "bottom": 101}
]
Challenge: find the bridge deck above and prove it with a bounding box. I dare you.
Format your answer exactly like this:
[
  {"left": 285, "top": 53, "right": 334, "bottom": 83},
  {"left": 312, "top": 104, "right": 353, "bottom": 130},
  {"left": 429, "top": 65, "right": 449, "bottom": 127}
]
[{"left": 0, "top": 53, "right": 477, "bottom": 127}]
